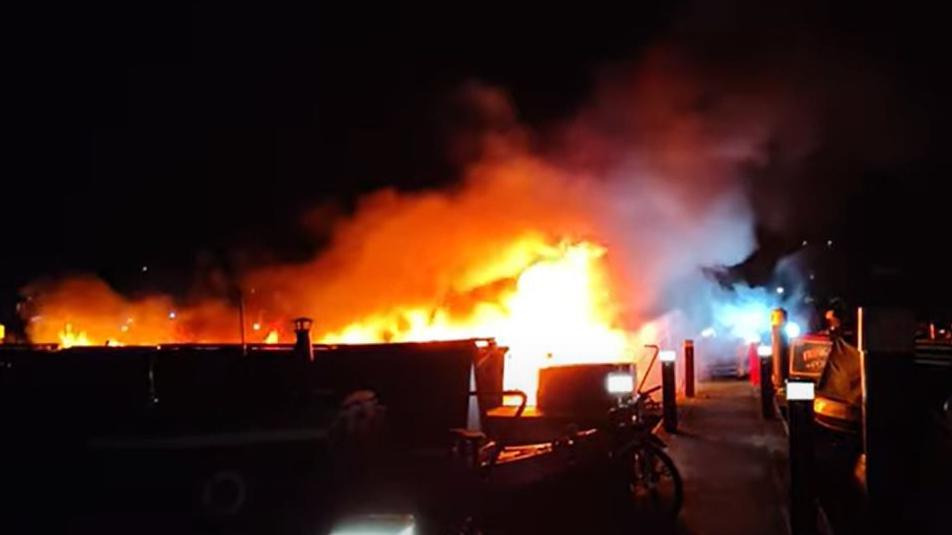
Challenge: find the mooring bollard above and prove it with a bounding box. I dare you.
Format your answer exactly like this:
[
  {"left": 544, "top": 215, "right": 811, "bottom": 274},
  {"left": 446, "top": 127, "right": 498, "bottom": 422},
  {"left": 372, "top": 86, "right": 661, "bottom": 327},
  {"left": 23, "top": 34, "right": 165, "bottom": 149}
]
[
  {"left": 787, "top": 380, "right": 817, "bottom": 535},
  {"left": 771, "top": 308, "right": 790, "bottom": 393},
  {"left": 660, "top": 349, "right": 678, "bottom": 433},
  {"left": 683, "top": 339, "right": 695, "bottom": 398},
  {"left": 759, "top": 344, "right": 775, "bottom": 419}
]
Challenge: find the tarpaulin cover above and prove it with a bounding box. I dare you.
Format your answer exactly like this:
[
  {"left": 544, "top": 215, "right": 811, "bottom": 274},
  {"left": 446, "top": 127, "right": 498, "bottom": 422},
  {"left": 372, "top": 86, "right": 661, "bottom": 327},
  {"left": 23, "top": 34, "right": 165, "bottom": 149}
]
[{"left": 816, "top": 336, "right": 862, "bottom": 407}]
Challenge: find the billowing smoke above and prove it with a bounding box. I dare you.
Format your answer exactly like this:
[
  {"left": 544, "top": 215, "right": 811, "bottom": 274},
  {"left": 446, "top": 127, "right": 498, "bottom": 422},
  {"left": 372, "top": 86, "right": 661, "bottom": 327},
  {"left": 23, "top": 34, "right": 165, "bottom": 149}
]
[
  {"left": 21, "top": 37, "right": 822, "bottom": 361},
  {"left": 244, "top": 61, "right": 770, "bottom": 339}
]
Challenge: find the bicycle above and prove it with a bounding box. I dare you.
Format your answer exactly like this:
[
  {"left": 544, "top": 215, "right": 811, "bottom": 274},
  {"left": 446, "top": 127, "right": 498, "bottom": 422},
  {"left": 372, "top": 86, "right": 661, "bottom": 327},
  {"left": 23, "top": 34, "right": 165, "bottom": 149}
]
[{"left": 608, "top": 383, "right": 684, "bottom": 519}]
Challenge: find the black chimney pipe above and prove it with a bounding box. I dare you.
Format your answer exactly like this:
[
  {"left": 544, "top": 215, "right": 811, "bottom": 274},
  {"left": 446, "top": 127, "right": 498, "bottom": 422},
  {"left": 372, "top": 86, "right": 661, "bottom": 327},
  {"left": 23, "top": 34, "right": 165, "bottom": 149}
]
[{"left": 293, "top": 317, "right": 314, "bottom": 362}]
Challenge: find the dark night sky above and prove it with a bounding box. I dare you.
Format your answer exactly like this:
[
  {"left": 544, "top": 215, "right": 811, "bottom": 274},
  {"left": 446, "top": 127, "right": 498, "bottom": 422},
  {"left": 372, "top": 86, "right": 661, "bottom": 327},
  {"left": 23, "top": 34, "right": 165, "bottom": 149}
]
[{"left": 3, "top": 3, "right": 950, "bottom": 328}]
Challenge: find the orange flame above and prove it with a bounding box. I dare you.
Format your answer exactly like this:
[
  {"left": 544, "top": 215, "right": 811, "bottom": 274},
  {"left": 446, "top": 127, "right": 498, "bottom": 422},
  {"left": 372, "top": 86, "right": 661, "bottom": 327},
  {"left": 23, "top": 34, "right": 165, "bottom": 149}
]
[
  {"left": 21, "top": 73, "right": 763, "bottom": 401},
  {"left": 58, "top": 323, "right": 91, "bottom": 348},
  {"left": 316, "top": 241, "right": 635, "bottom": 402},
  {"left": 29, "top": 240, "right": 647, "bottom": 403}
]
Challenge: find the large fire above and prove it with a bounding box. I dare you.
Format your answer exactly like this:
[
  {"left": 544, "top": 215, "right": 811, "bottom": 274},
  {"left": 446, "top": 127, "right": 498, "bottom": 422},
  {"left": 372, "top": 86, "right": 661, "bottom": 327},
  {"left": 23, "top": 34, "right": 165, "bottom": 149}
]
[
  {"left": 316, "top": 241, "right": 642, "bottom": 401},
  {"left": 19, "top": 64, "right": 776, "bottom": 402},
  {"left": 29, "top": 240, "right": 647, "bottom": 402}
]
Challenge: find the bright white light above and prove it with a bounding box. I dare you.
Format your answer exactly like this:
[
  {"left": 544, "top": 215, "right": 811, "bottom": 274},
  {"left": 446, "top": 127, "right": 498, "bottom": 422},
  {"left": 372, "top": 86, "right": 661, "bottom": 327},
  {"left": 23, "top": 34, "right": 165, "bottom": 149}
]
[
  {"left": 659, "top": 350, "right": 677, "bottom": 363},
  {"left": 141, "top": 265, "right": 148, "bottom": 273},
  {"left": 757, "top": 344, "right": 772, "bottom": 357},
  {"left": 786, "top": 381, "right": 815, "bottom": 401},
  {"left": 474, "top": 339, "right": 490, "bottom": 348},
  {"left": 746, "top": 333, "right": 762, "bottom": 344},
  {"left": 331, "top": 514, "right": 416, "bottom": 535},
  {"left": 826, "top": 239, "right": 833, "bottom": 247},
  {"left": 606, "top": 373, "right": 634, "bottom": 394},
  {"left": 784, "top": 322, "right": 802, "bottom": 339},
  {"left": 168, "top": 311, "right": 176, "bottom": 320},
  {"left": 252, "top": 322, "right": 261, "bottom": 331},
  {"left": 776, "top": 286, "right": 785, "bottom": 295},
  {"left": 701, "top": 327, "right": 716, "bottom": 338}
]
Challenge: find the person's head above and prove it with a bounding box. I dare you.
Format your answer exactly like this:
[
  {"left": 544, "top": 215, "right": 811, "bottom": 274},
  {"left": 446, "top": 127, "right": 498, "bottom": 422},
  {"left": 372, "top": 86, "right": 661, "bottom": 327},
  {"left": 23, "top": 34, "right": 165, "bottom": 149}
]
[{"left": 824, "top": 309, "right": 841, "bottom": 330}]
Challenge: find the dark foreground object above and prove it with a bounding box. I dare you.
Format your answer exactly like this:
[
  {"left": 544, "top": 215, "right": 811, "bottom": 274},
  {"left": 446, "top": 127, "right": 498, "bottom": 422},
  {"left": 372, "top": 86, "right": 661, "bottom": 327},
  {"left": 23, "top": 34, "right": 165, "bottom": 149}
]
[
  {"left": 0, "top": 341, "right": 504, "bottom": 534},
  {"left": 0, "top": 342, "right": 683, "bottom": 534}
]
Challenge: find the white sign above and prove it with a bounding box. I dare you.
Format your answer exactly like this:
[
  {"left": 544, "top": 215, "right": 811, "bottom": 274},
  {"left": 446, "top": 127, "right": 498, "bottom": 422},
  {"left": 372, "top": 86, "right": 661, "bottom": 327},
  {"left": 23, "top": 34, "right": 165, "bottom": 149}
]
[
  {"left": 606, "top": 373, "right": 634, "bottom": 394},
  {"left": 786, "top": 381, "right": 815, "bottom": 401}
]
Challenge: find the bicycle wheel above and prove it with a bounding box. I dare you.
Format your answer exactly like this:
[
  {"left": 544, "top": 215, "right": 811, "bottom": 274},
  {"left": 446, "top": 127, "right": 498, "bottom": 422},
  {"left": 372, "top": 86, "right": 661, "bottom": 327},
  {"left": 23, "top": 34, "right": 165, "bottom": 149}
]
[{"left": 626, "top": 443, "right": 683, "bottom": 518}]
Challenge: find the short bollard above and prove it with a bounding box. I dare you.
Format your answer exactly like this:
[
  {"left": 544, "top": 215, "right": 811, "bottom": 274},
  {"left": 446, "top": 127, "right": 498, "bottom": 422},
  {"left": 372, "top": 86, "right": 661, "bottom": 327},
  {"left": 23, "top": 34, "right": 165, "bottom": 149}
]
[
  {"left": 787, "top": 380, "right": 817, "bottom": 535},
  {"left": 771, "top": 308, "right": 790, "bottom": 391},
  {"left": 759, "top": 344, "right": 775, "bottom": 419},
  {"left": 683, "top": 339, "right": 695, "bottom": 398},
  {"left": 660, "top": 349, "right": 678, "bottom": 433}
]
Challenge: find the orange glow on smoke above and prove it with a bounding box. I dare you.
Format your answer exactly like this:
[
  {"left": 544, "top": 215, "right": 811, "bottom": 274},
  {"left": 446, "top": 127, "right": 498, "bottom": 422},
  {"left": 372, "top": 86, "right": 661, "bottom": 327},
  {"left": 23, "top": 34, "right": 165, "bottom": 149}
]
[{"left": 19, "top": 71, "right": 762, "bottom": 402}]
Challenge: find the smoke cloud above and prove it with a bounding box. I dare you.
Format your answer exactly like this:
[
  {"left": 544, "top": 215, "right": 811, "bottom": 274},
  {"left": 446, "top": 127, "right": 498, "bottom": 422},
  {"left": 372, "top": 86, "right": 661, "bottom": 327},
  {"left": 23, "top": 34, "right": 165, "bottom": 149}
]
[
  {"left": 30, "top": 4, "right": 914, "bottom": 352},
  {"left": 23, "top": 41, "right": 792, "bottom": 349}
]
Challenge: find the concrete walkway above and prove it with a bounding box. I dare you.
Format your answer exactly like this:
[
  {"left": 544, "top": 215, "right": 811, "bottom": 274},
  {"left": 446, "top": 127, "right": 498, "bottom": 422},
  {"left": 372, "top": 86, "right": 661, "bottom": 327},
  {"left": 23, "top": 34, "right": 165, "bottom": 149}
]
[{"left": 665, "top": 380, "right": 789, "bottom": 535}]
